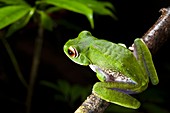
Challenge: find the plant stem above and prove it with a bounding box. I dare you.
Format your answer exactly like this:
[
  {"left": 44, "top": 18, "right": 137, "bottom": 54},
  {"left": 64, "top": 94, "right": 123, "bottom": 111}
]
[
  {"left": 1, "top": 38, "right": 28, "bottom": 87},
  {"left": 26, "top": 24, "right": 44, "bottom": 113},
  {"left": 75, "top": 7, "right": 170, "bottom": 113}
]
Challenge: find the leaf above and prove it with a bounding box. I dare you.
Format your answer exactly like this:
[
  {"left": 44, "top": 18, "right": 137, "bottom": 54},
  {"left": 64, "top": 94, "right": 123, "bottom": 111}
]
[
  {"left": 0, "top": 5, "right": 31, "bottom": 29},
  {"left": 41, "top": 80, "right": 70, "bottom": 96},
  {"left": 41, "top": 80, "right": 91, "bottom": 105},
  {"left": 74, "top": 0, "right": 117, "bottom": 19},
  {"left": 37, "top": 0, "right": 94, "bottom": 28},
  {"left": 40, "top": 80, "right": 61, "bottom": 91},
  {"left": 0, "top": 0, "right": 28, "bottom": 5},
  {"left": 38, "top": 11, "right": 54, "bottom": 31},
  {"left": 70, "top": 85, "right": 91, "bottom": 102},
  {"left": 6, "top": 7, "right": 35, "bottom": 37},
  {"left": 46, "top": 7, "right": 63, "bottom": 13}
]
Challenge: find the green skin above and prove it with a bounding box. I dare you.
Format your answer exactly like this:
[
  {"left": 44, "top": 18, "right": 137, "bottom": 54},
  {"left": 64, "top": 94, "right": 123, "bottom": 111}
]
[{"left": 63, "top": 31, "right": 159, "bottom": 109}]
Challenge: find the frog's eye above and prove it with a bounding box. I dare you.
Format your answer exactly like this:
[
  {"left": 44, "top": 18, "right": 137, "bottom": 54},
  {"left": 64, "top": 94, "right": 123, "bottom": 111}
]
[{"left": 68, "top": 46, "right": 78, "bottom": 58}]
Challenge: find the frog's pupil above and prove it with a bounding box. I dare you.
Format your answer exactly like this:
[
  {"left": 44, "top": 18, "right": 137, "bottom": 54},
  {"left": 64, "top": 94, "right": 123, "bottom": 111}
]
[{"left": 68, "top": 49, "right": 75, "bottom": 57}]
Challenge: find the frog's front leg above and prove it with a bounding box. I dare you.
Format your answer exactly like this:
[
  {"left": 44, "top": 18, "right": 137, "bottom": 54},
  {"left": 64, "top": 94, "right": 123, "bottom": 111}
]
[{"left": 92, "top": 82, "right": 140, "bottom": 109}]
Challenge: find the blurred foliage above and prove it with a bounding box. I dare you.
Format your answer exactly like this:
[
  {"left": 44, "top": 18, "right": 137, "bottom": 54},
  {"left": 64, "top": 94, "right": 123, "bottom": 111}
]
[
  {"left": 0, "top": 0, "right": 116, "bottom": 112},
  {"left": 40, "top": 79, "right": 169, "bottom": 113},
  {"left": 0, "top": 0, "right": 169, "bottom": 113},
  {"left": 0, "top": 0, "right": 116, "bottom": 32},
  {"left": 41, "top": 79, "right": 92, "bottom": 107}
]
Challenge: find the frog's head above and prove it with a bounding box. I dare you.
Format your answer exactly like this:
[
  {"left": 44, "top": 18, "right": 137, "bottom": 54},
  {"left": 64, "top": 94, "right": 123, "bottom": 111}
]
[{"left": 63, "top": 30, "right": 96, "bottom": 66}]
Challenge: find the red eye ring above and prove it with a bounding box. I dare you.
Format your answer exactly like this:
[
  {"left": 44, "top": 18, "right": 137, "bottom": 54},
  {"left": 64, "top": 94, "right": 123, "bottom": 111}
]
[{"left": 68, "top": 46, "right": 78, "bottom": 58}]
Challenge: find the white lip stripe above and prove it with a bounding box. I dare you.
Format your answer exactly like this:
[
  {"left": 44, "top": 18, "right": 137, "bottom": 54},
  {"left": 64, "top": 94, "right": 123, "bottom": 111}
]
[{"left": 89, "top": 64, "right": 97, "bottom": 72}]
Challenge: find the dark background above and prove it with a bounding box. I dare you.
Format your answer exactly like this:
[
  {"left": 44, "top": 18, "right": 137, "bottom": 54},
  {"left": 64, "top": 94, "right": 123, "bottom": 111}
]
[{"left": 0, "top": 0, "right": 170, "bottom": 113}]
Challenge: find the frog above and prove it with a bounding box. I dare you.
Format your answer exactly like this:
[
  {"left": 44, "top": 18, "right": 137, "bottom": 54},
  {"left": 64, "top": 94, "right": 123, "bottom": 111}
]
[{"left": 63, "top": 30, "right": 159, "bottom": 109}]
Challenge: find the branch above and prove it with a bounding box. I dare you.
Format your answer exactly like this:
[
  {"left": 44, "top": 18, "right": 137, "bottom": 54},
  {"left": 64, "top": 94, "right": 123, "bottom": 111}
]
[
  {"left": 75, "top": 93, "right": 110, "bottom": 113},
  {"left": 142, "top": 7, "right": 170, "bottom": 54},
  {"left": 75, "top": 7, "right": 170, "bottom": 113}
]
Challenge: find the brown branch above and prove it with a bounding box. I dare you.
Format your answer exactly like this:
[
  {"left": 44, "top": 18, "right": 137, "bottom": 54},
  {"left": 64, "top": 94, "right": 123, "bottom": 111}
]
[
  {"left": 142, "top": 7, "right": 170, "bottom": 54},
  {"left": 75, "top": 7, "right": 170, "bottom": 113},
  {"left": 75, "top": 93, "right": 110, "bottom": 113}
]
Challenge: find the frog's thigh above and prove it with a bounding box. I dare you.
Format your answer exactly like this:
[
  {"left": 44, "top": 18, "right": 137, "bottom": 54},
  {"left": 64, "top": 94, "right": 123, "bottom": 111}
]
[
  {"left": 134, "top": 38, "right": 159, "bottom": 85},
  {"left": 93, "top": 82, "right": 140, "bottom": 109}
]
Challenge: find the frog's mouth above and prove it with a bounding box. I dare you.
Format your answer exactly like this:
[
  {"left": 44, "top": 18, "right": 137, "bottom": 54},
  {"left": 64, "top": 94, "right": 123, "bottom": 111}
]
[{"left": 89, "top": 64, "right": 135, "bottom": 84}]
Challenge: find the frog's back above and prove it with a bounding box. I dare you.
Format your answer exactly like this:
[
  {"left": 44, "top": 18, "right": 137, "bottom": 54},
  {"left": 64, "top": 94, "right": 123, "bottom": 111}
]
[
  {"left": 87, "top": 39, "right": 143, "bottom": 81},
  {"left": 88, "top": 40, "right": 134, "bottom": 63}
]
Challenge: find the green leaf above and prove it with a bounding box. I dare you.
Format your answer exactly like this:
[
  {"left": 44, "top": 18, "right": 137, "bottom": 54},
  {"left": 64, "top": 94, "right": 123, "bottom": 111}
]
[
  {"left": 74, "top": 0, "right": 117, "bottom": 19},
  {"left": 41, "top": 80, "right": 61, "bottom": 91},
  {"left": 41, "top": 80, "right": 70, "bottom": 96},
  {"left": 38, "top": 11, "right": 54, "bottom": 31},
  {"left": 0, "top": 5, "right": 31, "bottom": 29},
  {"left": 46, "top": 7, "right": 63, "bottom": 13},
  {"left": 37, "top": 0, "right": 94, "bottom": 28},
  {"left": 0, "top": 0, "right": 29, "bottom": 5},
  {"left": 6, "top": 7, "right": 35, "bottom": 37}
]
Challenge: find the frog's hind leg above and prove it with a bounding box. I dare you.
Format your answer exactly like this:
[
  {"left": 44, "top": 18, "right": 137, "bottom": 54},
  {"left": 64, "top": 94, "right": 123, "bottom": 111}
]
[
  {"left": 133, "top": 38, "right": 159, "bottom": 85},
  {"left": 92, "top": 82, "right": 140, "bottom": 109}
]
